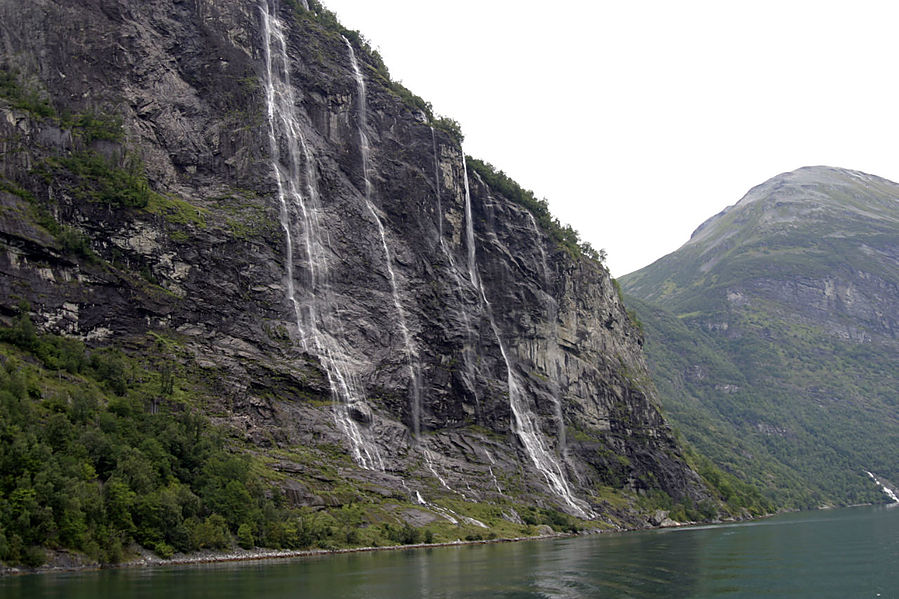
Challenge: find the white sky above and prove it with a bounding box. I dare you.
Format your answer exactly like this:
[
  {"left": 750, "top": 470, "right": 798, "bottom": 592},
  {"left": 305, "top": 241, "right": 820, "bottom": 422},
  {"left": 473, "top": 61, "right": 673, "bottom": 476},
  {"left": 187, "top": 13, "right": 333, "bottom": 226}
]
[{"left": 320, "top": 0, "right": 899, "bottom": 276}]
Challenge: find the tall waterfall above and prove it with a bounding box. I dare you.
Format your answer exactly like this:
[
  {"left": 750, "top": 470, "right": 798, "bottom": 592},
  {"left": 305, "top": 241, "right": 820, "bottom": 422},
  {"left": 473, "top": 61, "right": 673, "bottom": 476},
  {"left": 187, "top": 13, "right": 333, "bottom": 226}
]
[
  {"left": 343, "top": 37, "right": 423, "bottom": 441},
  {"left": 431, "top": 127, "right": 444, "bottom": 239},
  {"left": 527, "top": 213, "right": 567, "bottom": 462},
  {"left": 461, "top": 155, "right": 479, "bottom": 289},
  {"left": 462, "top": 159, "right": 591, "bottom": 518},
  {"left": 430, "top": 132, "right": 481, "bottom": 421},
  {"left": 260, "top": 1, "right": 383, "bottom": 470}
]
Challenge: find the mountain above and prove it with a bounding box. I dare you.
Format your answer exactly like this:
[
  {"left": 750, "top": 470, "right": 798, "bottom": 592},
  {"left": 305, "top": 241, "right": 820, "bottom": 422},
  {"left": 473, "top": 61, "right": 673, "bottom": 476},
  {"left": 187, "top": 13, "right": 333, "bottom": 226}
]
[
  {"left": 621, "top": 166, "right": 899, "bottom": 507},
  {"left": 0, "top": 0, "right": 746, "bottom": 567}
]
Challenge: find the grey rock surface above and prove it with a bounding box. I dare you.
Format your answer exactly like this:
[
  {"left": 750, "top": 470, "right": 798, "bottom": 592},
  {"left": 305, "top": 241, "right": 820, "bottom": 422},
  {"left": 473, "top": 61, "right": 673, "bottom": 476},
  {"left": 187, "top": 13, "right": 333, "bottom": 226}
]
[{"left": 0, "top": 0, "right": 709, "bottom": 518}]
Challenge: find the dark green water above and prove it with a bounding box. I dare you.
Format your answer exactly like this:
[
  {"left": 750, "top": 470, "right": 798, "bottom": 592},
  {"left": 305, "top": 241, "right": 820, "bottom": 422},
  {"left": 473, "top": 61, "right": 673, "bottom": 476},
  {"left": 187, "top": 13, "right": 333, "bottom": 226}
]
[{"left": 2, "top": 505, "right": 896, "bottom": 598}]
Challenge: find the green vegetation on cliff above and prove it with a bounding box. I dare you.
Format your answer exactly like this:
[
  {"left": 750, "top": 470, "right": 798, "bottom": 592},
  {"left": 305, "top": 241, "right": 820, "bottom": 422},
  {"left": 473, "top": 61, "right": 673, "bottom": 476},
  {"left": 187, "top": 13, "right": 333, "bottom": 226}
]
[
  {"left": 0, "top": 311, "right": 596, "bottom": 567},
  {"left": 285, "top": 1, "right": 463, "bottom": 142},
  {"left": 0, "top": 310, "right": 301, "bottom": 565},
  {"left": 0, "top": 69, "right": 54, "bottom": 119},
  {"left": 466, "top": 157, "right": 606, "bottom": 263}
]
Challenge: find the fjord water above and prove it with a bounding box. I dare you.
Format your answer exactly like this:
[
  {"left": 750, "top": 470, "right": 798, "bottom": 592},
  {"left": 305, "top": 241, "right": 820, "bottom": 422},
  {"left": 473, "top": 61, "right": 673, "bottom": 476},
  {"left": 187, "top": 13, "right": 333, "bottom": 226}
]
[{"left": 4, "top": 506, "right": 895, "bottom": 598}]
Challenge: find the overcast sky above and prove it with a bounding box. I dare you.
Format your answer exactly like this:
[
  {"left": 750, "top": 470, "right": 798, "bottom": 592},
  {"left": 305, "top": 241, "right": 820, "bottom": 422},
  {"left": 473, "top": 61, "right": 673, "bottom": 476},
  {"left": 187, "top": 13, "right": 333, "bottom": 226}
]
[{"left": 320, "top": 0, "right": 899, "bottom": 276}]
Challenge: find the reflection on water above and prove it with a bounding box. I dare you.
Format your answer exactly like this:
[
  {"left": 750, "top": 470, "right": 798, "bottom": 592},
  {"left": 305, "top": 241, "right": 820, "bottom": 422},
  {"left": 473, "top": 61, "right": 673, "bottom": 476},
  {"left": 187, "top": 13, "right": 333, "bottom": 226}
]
[{"left": 2, "top": 505, "right": 896, "bottom": 598}]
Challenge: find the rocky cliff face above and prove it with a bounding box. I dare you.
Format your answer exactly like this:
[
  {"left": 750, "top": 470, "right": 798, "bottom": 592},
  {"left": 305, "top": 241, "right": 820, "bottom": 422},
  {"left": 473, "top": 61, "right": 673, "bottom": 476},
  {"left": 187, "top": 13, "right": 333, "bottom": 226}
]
[{"left": 0, "top": 0, "right": 708, "bottom": 523}]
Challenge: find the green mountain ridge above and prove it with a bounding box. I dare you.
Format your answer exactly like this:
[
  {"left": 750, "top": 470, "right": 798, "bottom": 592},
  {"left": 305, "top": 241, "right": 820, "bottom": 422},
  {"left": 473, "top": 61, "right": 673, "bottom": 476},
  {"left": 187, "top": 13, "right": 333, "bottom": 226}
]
[{"left": 621, "top": 165, "right": 899, "bottom": 508}]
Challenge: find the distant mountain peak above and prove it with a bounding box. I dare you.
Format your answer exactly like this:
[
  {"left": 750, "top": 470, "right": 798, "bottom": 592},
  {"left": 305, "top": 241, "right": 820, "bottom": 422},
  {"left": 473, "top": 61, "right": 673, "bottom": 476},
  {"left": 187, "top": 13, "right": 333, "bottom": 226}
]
[
  {"left": 685, "top": 165, "right": 899, "bottom": 249},
  {"left": 620, "top": 165, "right": 899, "bottom": 508}
]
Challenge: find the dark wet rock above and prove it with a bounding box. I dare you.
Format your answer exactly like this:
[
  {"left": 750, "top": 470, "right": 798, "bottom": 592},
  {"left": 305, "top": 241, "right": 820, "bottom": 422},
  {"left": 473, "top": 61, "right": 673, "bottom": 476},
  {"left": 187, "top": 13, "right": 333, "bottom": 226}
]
[{"left": 0, "top": 0, "right": 710, "bottom": 517}]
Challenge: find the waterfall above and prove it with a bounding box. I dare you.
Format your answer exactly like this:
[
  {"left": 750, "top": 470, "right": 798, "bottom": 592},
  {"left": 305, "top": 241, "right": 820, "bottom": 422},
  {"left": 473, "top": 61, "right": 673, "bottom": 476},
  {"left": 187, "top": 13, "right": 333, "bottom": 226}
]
[
  {"left": 430, "top": 130, "right": 481, "bottom": 421},
  {"left": 261, "top": 2, "right": 586, "bottom": 510},
  {"left": 423, "top": 448, "right": 457, "bottom": 495},
  {"left": 462, "top": 154, "right": 479, "bottom": 289},
  {"left": 527, "top": 213, "right": 568, "bottom": 462},
  {"left": 343, "top": 36, "right": 423, "bottom": 441},
  {"left": 431, "top": 127, "right": 444, "bottom": 239},
  {"left": 414, "top": 483, "right": 488, "bottom": 528},
  {"left": 484, "top": 449, "right": 503, "bottom": 494},
  {"left": 260, "top": 0, "right": 383, "bottom": 470},
  {"left": 866, "top": 471, "right": 899, "bottom": 503},
  {"left": 462, "top": 158, "right": 591, "bottom": 518},
  {"left": 491, "top": 310, "right": 591, "bottom": 518}
]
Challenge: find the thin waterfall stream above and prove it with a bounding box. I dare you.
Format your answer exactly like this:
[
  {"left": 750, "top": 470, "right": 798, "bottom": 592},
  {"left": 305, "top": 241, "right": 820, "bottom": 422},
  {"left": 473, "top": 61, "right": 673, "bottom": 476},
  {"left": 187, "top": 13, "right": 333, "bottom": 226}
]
[
  {"left": 430, "top": 131, "right": 481, "bottom": 421},
  {"left": 344, "top": 36, "right": 423, "bottom": 443},
  {"left": 527, "top": 213, "right": 568, "bottom": 464},
  {"left": 462, "top": 157, "right": 591, "bottom": 518},
  {"left": 260, "top": 1, "right": 383, "bottom": 470},
  {"left": 261, "top": 6, "right": 588, "bottom": 512},
  {"left": 866, "top": 471, "right": 899, "bottom": 503}
]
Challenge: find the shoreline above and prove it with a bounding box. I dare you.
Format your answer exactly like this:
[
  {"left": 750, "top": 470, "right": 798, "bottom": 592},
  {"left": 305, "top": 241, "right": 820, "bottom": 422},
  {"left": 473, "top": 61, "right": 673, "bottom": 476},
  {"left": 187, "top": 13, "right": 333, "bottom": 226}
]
[
  {"left": 0, "top": 532, "right": 573, "bottom": 577},
  {"left": 2, "top": 510, "right": 787, "bottom": 577},
  {"left": 120, "top": 533, "right": 572, "bottom": 569}
]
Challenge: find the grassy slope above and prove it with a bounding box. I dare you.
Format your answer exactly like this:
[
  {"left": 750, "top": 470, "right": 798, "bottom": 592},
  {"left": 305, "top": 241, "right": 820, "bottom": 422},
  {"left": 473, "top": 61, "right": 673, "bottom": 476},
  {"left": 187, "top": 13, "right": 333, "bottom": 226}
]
[{"left": 625, "top": 295, "right": 893, "bottom": 508}]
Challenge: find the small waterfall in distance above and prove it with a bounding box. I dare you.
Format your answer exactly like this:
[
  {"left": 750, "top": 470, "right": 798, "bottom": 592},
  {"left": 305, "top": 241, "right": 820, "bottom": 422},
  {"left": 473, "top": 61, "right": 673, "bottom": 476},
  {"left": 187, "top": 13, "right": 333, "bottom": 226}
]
[
  {"left": 866, "top": 471, "right": 899, "bottom": 503},
  {"left": 260, "top": 0, "right": 383, "bottom": 470},
  {"left": 343, "top": 37, "right": 423, "bottom": 442},
  {"left": 462, "top": 158, "right": 592, "bottom": 518}
]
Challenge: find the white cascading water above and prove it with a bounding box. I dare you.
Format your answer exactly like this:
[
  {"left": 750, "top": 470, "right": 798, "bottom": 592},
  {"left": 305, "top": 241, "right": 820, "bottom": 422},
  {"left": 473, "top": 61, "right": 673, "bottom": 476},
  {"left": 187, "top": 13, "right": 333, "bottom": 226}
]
[
  {"left": 461, "top": 155, "right": 479, "bottom": 289},
  {"left": 424, "top": 448, "right": 457, "bottom": 494},
  {"left": 866, "top": 471, "right": 899, "bottom": 503},
  {"left": 344, "top": 41, "right": 479, "bottom": 525},
  {"left": 431, "top": 127, "right": 444, "bottom": 239},
  {"left": 414, "top": 488, "right": 488, "bottom": 528},
  {"left": 484, "top": 449, "right": 503, "bottom": 494},
  {"left": 343, "top": 36, "right": 423, "bottom": 442},
  {"left": 430, "top": 130, "right": 482, "bottom": 420},
  {"left": 260, "top": 1, "right": 383, "bottom": 470},
  {"left": 462, "top": 158, "right": 592, "bottom": 518},
  {"left": 527, "top": 213, "right": 568, "bottom": 462}
]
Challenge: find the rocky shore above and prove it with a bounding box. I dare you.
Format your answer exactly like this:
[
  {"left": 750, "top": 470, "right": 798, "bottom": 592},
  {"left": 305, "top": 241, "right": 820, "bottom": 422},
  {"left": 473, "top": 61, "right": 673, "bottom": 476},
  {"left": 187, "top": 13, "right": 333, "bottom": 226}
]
[
  {"left": 1, "top": 513, "right": 761, "bottom": 577},
  {"left": 1, "top": 532, "right": 572, "bottom": 576}
]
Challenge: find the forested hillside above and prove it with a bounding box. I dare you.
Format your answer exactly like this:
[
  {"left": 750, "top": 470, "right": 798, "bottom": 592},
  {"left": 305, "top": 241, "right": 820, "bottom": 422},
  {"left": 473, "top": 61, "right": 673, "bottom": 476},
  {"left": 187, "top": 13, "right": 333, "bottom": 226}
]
[{"left": 622, "top": 166, "right": 899, "bottom": 507}]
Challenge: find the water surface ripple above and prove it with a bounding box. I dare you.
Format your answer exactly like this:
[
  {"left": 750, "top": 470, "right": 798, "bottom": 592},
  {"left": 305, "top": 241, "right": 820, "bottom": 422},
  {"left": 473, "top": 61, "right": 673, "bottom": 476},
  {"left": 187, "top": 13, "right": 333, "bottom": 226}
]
[{"left": 3, "top": 505, "right": 895, "bottom": 598}]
